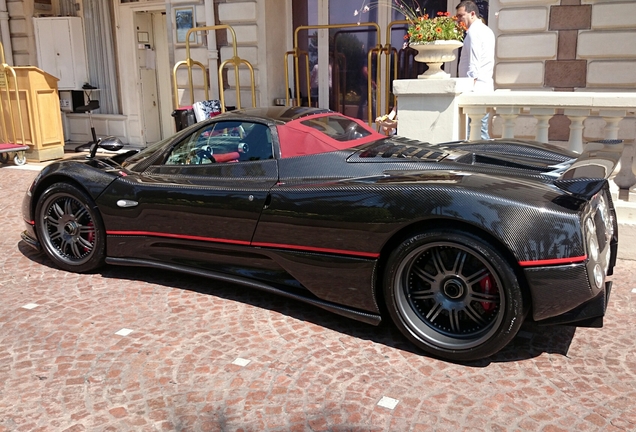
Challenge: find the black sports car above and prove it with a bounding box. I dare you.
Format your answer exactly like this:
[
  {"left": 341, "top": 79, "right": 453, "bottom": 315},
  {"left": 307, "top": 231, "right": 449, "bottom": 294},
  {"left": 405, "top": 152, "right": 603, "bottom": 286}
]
[{"left": 21, "top": 106, "right": 620, "bottom": 362}]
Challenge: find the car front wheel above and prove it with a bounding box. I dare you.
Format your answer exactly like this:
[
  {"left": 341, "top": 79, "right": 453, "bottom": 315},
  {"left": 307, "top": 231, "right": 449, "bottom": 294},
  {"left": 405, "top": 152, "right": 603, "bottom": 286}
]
[
  {"left": 384, "top": 229, "right": 525, "bottom": 362},
  {"left": 35, "top": 183, "right": 106, "bottom": 273}
]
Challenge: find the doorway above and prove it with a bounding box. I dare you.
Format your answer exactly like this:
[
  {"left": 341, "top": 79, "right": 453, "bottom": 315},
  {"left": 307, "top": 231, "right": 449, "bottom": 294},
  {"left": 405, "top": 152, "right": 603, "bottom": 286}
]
[
  {"left": 134, "top": 10, "right": 173, "bottom": 144},
  {"left": 294, "top": 0, "right": 451, "bottom": 122}
]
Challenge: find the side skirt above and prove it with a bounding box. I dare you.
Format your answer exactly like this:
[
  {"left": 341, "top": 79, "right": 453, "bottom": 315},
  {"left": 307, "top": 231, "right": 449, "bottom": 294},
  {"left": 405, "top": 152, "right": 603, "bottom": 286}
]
[{"left": 105, "top": 257, "right": 382, "bottom": 326}]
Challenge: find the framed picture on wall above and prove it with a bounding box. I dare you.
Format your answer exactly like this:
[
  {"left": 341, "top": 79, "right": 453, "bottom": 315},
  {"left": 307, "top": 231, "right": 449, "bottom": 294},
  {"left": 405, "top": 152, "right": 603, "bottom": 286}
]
[{"left": 174, "top": 6, "right": 196, "bottom": 45}]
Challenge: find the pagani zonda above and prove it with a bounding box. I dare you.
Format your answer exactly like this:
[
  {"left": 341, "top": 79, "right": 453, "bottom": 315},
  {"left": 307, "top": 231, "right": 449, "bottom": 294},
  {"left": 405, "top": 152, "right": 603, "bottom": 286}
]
[{"left": 21, "top": 107, "right": 620, "bottom": 362}]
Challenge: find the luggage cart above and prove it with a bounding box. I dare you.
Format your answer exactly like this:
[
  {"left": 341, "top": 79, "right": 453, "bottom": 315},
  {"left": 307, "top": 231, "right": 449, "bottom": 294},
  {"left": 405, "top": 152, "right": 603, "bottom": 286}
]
[
  {"left": 0, "top": 143, "right": 28, "bottom": 165},
  {"left": 0, "top": 42, "right": 28, "bottom": 166},
  {"left": 172, "top": 25, "right": 256, "bottom": 115}
]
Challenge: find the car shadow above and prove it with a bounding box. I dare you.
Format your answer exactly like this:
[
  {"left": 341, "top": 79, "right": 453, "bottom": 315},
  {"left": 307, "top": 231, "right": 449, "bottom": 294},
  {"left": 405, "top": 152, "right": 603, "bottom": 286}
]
[{"left": 18, "top": 241, "right": 577, "bottom": 366}]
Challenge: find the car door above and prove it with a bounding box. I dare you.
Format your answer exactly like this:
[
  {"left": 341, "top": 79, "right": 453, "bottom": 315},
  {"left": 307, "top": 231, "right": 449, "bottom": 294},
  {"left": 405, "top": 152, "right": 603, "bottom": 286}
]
[{"left": 100, "top": 120, "right": 278, "bottom": 272}]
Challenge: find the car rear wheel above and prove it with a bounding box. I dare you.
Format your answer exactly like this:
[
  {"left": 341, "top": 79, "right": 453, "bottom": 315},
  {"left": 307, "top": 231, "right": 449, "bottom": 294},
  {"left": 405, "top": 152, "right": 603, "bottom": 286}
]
[
  {"left": 35, "top": 183, "right": 106, "bottom": 273},
  {"left": 384, "top": 229, "right": 525, "bottom": 362}
]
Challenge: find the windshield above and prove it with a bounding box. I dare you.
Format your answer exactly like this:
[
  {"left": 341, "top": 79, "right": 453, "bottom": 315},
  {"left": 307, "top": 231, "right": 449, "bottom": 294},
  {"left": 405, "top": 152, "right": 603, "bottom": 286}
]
[{"left": 120, "top": 133, "right": 181, "bottom": 170}]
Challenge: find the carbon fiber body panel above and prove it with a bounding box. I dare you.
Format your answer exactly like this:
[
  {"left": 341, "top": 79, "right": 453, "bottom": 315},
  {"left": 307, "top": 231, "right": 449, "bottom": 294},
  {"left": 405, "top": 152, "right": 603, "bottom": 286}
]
[
  {"left": 270, "top": 156, "right": 586, "bottom": 263},
  {"left": 105, "top": 235, "right": 379, "bottom": 314},
  {"left": 536, "top": 281, "right": 612, "bottom": 327},
  {"left": 21, "top": 158, "right": 121, "bottom": 226},
  {"left": 525, "top": 263, "right": 593, "bottom": 321},
  {"left": 21, "top": 107, "right": 621, "bottom": 330}
]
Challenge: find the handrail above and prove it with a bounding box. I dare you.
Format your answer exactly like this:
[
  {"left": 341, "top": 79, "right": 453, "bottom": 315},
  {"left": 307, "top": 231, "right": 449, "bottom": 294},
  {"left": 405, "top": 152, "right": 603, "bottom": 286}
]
[
  {"left": 330, "top": 51, "right": 346, "bottom": 114},
  {"left": 172, "top": 25, "right": 256, "bottom": 113},
  {"left": 459, "top": 89, "right": 636, "bottom": 189},
  {"left": 459, "top": 90, "right": 636, "bottom": 150},
  {"left": 365, "top": 44, "right": 383, "bottom": 125},
  {"left": 382, "top": 20, "right": 409, "bottom": 114},
  {"left": 394, "top": 80, "right": 636, "bottom": 190},
  {"left": 172, "top": 57, "right": 208, "bottom": 108},
  {"left": 283, "top": 48, "right": 310, "bottom": 107}
]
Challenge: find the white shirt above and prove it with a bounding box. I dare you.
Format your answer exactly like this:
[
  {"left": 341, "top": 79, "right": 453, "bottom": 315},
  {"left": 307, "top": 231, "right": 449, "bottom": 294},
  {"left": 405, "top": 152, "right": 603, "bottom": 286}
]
[
  {"left": 310, "top": 64, "right": 332, "bottom": 90},
  {"left": 458, "top": 19, "right": 495, "bottom": 92}
]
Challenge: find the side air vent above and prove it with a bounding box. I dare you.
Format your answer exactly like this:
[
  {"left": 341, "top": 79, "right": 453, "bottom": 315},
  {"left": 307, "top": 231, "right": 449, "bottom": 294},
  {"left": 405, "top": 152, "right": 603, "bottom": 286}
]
[
  {"left": 473, "top": 154, "right": 554, "bottom": 172},
  {"left": 349, "top": 138, "right": 448, "bottom": 163}
]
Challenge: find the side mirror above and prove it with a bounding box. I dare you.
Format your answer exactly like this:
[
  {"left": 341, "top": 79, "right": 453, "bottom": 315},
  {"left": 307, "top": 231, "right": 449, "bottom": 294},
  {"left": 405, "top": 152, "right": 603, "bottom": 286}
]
[
  {"left": 89, "top": 136, "right": 125, "bottom": 158},
  {"left": 99, "top": 136, "right": 125, "bottom": 151}
]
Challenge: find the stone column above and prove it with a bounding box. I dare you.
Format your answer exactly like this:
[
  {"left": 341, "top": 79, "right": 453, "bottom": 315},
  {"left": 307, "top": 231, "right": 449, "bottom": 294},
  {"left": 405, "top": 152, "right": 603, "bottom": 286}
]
[
  {"left": 392, "top": 78, "right": 474, "bottom": 144},
  {"left": 530, "top": 108, "right": 555, "bottom": 143},
  {"left": 497, "top": 107, "right": 521, "bottom": 139},
  {"left": 614, "top": 143, "right": 636, "bottom": 190},
  {"left": 564, "top": 109, "right": 589, "bottom": 153}
]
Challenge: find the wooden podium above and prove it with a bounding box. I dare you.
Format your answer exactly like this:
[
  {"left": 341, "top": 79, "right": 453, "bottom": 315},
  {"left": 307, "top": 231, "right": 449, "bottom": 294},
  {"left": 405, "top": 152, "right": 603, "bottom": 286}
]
[{"left": 0, "top": 66, "right": 65, "bottom": 162}]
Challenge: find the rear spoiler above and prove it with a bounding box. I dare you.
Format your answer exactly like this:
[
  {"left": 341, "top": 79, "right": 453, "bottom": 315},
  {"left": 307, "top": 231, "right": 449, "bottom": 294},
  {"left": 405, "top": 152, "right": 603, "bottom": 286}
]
[{"left": 554, "top": 140, "right": 623, "bottom": 200}]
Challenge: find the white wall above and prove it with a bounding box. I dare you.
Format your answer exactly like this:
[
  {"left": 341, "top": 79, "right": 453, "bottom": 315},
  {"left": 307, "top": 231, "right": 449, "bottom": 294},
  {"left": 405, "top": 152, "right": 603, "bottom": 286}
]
[
  {"left": 490, "top": 0, "right": 636, "bottom": 91},
  {"left": 490, "top": 0, "right": 558, "bottom": 89},
  {"left": 217, "top": 0, "right": 292, "bottom": 108}
]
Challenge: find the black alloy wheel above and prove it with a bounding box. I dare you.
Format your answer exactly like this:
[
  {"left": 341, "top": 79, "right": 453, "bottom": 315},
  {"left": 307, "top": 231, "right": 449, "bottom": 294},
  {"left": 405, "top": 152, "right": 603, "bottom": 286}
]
[
  {"left": 384, "top": 229, "right": 525, "bottom": 362},
  {"left": 35, "top": 183, "right": 106, "bottom": 273}
]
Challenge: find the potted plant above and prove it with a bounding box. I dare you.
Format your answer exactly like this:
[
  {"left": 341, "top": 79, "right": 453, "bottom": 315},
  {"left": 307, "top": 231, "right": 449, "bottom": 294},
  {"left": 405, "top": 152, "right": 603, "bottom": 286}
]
[{"left": 356, "top": 1, "right": 466, "bottom": 79}]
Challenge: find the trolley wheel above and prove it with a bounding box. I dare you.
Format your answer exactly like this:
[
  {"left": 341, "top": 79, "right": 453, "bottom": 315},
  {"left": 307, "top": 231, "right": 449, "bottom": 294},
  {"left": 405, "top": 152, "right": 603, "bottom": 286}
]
[
  {"left": 0, "top": 153, "right": 8, "bottom": 164},
  {"left": 14, "top": 152, "right": 27, "bottom": 166}
]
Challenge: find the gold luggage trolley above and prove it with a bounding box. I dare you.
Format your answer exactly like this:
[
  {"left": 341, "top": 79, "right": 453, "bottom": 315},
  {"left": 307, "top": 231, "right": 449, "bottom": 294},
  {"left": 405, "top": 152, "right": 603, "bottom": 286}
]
[{"left": 0, "top": 43, "right": 27, "bottom": 165}]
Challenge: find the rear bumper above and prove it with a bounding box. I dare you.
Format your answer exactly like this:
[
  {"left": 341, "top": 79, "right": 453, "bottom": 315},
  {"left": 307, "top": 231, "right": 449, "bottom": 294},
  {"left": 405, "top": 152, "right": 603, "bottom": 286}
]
[
  {"left": 525, "top": 262, "right": 598, "bottom": 321},
  {"left": 535, "top": 281, "right": 612, "bottom": 328}
]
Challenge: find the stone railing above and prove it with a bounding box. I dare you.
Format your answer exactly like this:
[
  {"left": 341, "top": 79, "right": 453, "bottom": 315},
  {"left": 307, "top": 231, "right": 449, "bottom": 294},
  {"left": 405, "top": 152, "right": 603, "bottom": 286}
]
[{"left": 393, "top": 79, "right": 636, "bottom": 191}]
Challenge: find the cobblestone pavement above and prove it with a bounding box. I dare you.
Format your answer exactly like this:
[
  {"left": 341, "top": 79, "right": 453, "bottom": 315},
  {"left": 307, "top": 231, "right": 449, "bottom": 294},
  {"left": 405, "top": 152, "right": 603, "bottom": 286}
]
[{"left": 1, "top": 166, "right": 636, "bottom": 432}]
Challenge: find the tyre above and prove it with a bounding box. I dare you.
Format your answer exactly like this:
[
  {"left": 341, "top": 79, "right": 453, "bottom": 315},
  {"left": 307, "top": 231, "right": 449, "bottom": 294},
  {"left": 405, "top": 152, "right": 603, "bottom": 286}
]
[
  {"left": 383, "top": 229, "right": 525, "bottom": 362},
  {"left": 35, "top": 183, "right": 106, "bottom": 273},
  {"left": 14, "top": 152, "right": 27, "bottom": 166}
]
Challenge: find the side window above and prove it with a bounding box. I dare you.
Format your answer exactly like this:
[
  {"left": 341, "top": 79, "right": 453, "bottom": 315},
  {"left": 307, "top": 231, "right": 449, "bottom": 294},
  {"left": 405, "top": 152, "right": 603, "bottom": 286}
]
[{"left": 164, "top": 121, "right": 273, "bottom": 165}]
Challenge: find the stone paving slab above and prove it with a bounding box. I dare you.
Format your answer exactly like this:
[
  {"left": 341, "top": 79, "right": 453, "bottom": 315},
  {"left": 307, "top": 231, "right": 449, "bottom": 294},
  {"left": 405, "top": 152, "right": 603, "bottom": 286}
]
[{"left": 1, "top": 167, "right": 636, "bottom": 431}]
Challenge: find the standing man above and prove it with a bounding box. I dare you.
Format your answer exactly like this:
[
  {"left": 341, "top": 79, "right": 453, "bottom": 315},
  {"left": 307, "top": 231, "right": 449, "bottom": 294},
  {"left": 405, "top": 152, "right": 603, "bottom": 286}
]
[{"left": 456, "top": 0, "right": 495, "bottom": 140}]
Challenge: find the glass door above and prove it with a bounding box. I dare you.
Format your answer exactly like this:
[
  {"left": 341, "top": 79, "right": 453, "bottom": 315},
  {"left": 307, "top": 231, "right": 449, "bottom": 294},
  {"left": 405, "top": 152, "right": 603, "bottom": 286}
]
[
  {"left": 297, "top": 0, "right": 449, "bottom": 122},
  {"left": 298, "top": 0, "right": 381, "bottom": 120}
]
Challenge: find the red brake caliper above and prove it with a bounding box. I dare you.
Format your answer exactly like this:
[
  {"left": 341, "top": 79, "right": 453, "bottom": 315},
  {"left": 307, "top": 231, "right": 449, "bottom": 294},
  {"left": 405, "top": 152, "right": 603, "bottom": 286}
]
[
  {"left": 85, "top": 221, "right": 94, "bottom": 252},
  {"left": 480, "top": 275, "right": 497, "bottom": 312}
]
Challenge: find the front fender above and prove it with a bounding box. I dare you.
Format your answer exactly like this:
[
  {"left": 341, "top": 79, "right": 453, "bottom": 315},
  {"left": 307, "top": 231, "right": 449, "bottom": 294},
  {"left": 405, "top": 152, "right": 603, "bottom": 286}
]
[{"left": 23, "top": 159, "right": 121, "bottom": 223}]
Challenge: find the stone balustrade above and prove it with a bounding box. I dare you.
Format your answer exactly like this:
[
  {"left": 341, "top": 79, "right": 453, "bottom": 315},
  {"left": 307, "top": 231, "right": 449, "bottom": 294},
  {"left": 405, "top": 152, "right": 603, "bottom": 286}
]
[{"left": 393, "top": 79, "right": 636, "bottom": 192}]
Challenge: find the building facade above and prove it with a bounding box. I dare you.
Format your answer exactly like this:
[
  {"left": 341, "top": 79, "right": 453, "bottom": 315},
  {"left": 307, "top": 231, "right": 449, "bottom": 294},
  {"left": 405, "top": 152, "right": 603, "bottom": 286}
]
[{"left": 1, "top": 0, "right": 634, "bottom": 147}]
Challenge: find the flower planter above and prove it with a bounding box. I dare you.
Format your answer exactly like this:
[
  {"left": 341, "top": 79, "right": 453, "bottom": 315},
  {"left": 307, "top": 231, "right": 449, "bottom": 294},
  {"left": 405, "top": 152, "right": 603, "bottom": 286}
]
[{"left": 410, "top": 40, "right": 463, "bottom": 79}]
